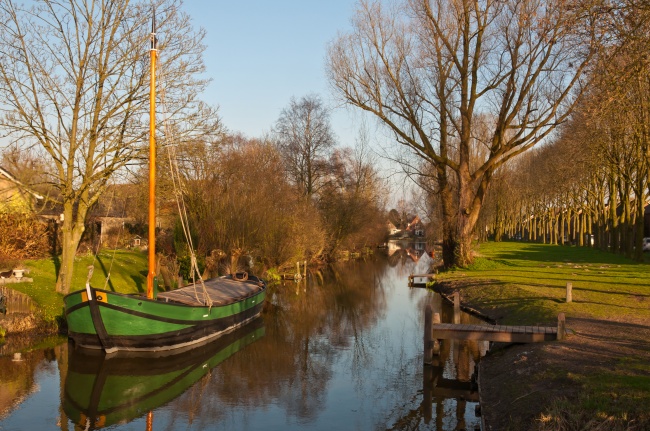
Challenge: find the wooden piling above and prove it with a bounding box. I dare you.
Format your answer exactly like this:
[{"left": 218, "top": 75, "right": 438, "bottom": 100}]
[
  {"left": 422, "top": 364, "right": 433, "bottom": 423},
  {"left": 566, "top": 282, "right": 572, "bottom": 303},
  {"left": 453, "top": 291, "right": 461, "bottom": 324},
  {"left": 557, "top": 313, "right": 566, "bottom": 340},
  {"left": 433, "top": 312, "right": 441, "bottom": 355},
  {"left": 295, "top": 262, "right": 302, "bottom": 280},
  {"left": 303, "top": 260, "right": 307, "bottom": 277},
  {"left": 424, "top": 305, "right": 433, "bottom": 364}
]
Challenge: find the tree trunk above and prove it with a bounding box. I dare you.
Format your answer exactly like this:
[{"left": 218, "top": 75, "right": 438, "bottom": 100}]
[
  {"left": 55, "top": 207, "right": 86, "bottom": 294},
  {"left": 635, "top": 191, "right": 645, "bottom": 261},
  {"left": 455, "top": 175, "right": 483, "bottom": 267},
  {"left": 439, "top": 179, "right": 457, "bottom": 268}
]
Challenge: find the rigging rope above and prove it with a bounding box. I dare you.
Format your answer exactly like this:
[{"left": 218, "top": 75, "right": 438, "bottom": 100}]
[
  {"left": 157, "top": 62, "right": 212, "bottom": 308},
  {"left": 86, "top": 184, "right": 127, "bottom": 291}
]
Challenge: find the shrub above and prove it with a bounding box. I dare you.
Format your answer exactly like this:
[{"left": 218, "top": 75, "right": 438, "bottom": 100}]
[{"left": 0, "top": 213, "right": 50, "bottom": 263}]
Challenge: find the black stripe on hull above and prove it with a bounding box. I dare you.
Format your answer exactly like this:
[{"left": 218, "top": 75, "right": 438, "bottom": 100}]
[
  {"left": 69, "top": 301, "right": 264, "bottom": 352},
  {"left": 67, "top": 289, "right": 264, "bottom": 327}
]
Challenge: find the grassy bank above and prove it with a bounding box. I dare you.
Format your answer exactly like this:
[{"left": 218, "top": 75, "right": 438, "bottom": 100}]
[
  {"left": 8, "top": 250, "right": 147, "bottom": 325},
  {"left": 435, "top": 242, "right": 650, "bottom": 430},
  {"left": 439, "top": 241, "right": 650, "bottom": 325}
]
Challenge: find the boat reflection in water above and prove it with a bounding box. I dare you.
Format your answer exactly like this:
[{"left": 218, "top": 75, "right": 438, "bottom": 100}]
[{"left": 63, "top": 319, "right": 264, "bottom": 429}]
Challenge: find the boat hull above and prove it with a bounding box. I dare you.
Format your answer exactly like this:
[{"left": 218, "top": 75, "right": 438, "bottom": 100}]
[{"left": 64, "top": 282, "right": 265, "bottom": 354}]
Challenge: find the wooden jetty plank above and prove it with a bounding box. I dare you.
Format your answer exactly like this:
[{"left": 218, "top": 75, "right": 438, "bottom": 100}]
[{"left": 431, "top": 323, "right": 558, "bottom": 343}]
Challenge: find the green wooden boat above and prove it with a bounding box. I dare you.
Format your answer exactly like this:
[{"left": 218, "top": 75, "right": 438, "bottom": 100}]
[
  {"left": 63, "top": 319, "right": 264, "bottom": 429},
  {"left": 63, "top": 17, "right": 266, "bottom": 354},
  {"left": 63, "top": 274, "right": 266, "bottom": 353}
]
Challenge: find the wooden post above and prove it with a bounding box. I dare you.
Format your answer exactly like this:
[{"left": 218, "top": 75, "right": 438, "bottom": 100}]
[
  {"left": 453, "top": 291, "right": 461, "bottom": 324},
  {"left": 433, "top": 312, "right": 440, "bottom": 355},
  {"left": 303, "top": 260, "right": 307, "bottom": 277},
  {"left": 424, "top": 305, "right": 433, "bottom": 364},
  {"left": 295, "top": 262, "right": 302, "bottom": 280},
  {"left": 557, "top": 313, "right": 566, "bottom": 340},
  {"left": 566, "top": 282, "right": 572, "bottom": 303},
  {"left": 422, "top": 365, "right": 433, "bottom": 423}
]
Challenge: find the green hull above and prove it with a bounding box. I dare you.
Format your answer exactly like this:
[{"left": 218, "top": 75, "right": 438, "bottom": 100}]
[
  {"left": 64, "top": 277, "right": 266, "bottom": 354},
  {"left": 64, "top": 320, "right": 264, "bottom": 429}
]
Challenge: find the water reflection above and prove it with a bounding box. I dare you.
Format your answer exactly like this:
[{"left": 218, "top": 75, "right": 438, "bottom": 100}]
[
  {"left": 63, "top": 319, "right": 264, "bottom": 430},
  {"left": 0, "top": 253, "right": 488, "bottom": 430}
]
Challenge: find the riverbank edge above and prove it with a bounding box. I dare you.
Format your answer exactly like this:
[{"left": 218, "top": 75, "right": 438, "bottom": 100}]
[{"left": 0, "top": 288, "right": 62, "bottom": 343}]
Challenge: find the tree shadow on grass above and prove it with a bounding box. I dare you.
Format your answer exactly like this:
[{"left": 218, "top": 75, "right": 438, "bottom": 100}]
[
  {"left": 132, "top": 274, "right": 145, "bottom": 293},
  {"left": 51, "top": 254, "right": 60, "bottom": 279},
  {"left": 94, "top": 255, "right": 115, "bottom": 292}
]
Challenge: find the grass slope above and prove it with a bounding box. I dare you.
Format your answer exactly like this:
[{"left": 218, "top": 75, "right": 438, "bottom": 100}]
[
  {"left": 440, "top": 241, "right": 650, "bottom": 325},
  {"left": 8, "top": 250, "right": 147, "bottom": 325}
]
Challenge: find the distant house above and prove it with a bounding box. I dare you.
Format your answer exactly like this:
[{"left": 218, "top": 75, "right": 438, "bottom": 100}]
[
  {"left": 387, "top": 221, "right": 400, "bottom": 236},
  {"left": 0, "top": 167, "right": 43, "bottom": 213},
  {"left": 406, "top": 215, "right": 425, "bottom": 237}
]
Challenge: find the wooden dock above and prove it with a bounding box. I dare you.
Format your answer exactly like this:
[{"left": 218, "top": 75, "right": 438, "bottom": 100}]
[
  {"left": 432, "top": 323, "right": 558, "bottom": 343},
  {"left": 408, "top": 273, "right": 436, "bottom": 286},
  {"left": 424, "top": 303, "right": 566, "bottom": 362}
]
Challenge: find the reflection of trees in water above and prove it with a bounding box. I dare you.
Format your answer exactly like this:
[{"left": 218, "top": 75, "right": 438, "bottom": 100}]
[
  {"left": 169, "top": 258, "right": 389, "bottom": 424},
  {"left": 0, "top": 347, "right": 57, "bottom": 421}
]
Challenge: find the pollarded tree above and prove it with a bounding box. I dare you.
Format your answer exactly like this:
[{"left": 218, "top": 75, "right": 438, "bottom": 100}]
[
  {"left": 327, "top": 0, "right": 601, "bottom": 267},
  {"left": 0, "top": 0, "right": 219, "bottom": 293}
]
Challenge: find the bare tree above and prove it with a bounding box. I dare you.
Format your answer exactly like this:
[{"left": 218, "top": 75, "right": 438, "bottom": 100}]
[
  {"left": 0, "top": 0, "right": 219, "bottom": 293},
  {"left": 274, "top": 94, "right": 336, "bottom": 198},
  {"left": 327, "top": 0, "right": 600, "bottom": 266},
  {"left": 319, "top": 128, "right": 387, "bottom": 253}
]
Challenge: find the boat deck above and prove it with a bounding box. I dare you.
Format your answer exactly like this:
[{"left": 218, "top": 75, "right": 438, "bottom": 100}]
[{"left": 157, "top": 277, "right": 263, "bottom": 306}]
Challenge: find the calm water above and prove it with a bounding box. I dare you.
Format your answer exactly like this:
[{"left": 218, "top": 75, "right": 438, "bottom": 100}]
[{"left": 0, "top": 249, "right": 487, "bottom": 430}]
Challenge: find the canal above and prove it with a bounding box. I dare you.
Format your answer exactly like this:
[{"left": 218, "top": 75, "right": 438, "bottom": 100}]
[{"left": 0, "top": 248, "right": 488, "bottom": 430}]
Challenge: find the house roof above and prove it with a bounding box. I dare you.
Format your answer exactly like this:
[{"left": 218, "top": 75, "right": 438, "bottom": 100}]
[{"left": 0, "top": 166, "right": 44, "bottom": 200}]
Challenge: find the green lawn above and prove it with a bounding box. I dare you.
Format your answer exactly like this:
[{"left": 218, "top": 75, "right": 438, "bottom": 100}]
[
  {"left": 439, "top": 242, "right": 650, "bottom": 325},
  {"left": 7, "top": 250, "right": 147, "bottom": 325}
]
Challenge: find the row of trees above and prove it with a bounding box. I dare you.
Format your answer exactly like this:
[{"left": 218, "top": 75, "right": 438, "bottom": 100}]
[{"left": 478, "top": 0, "right": 650, "bottom": 261}]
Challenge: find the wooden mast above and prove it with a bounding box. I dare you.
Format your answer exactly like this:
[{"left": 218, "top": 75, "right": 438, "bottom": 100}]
[{"left": 147, "top": 13, "right": 158, "bottom": 299}]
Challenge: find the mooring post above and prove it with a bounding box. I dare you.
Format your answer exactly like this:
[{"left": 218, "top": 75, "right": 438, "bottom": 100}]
[
  {"left": 557, "top": 313, "right": 566, "bottom": 340},
  {"left": 566, "top": 282, "right": 572, "bottom": 303},
  {"left": 433, "top": 312, "right": 441, "bottom": 355},
  {"left": 453, "top": 291, "right": 461, "bottom": 324},
  {"left": 422, "top": 365, "right": 433, "bottom": 423},
  {"left": 295, "top": 262, "right": 302, "bottom": 280},
  {"left": 424, "top": 305, "right": 433, "bottom": 364}
]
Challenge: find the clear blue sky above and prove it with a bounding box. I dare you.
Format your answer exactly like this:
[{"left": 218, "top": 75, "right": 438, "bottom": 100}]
[{"left": 183, "top": 1, "right": 362, "bottom": 145}]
